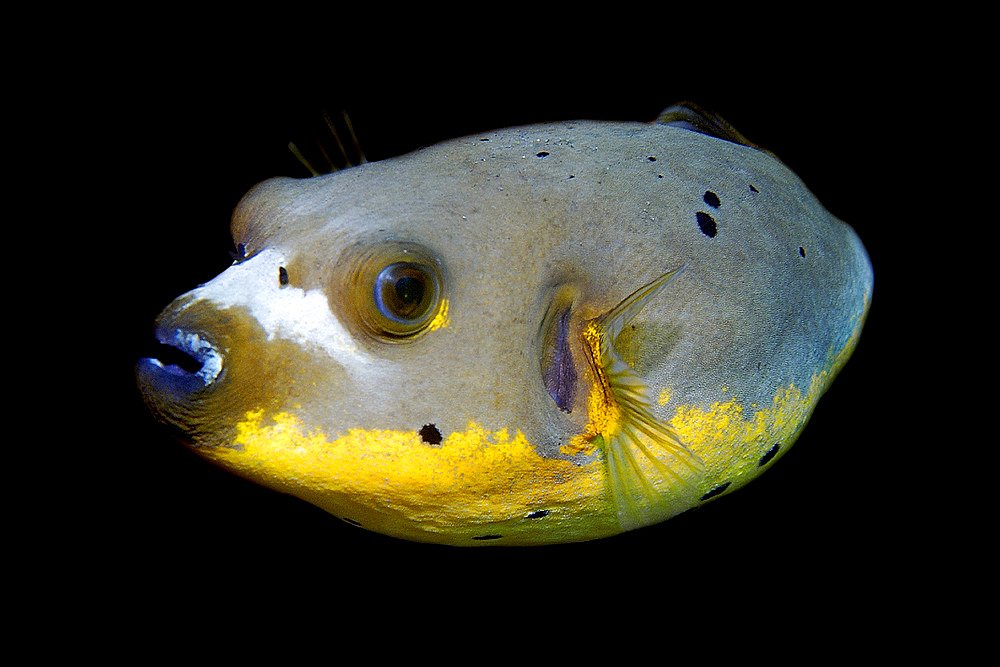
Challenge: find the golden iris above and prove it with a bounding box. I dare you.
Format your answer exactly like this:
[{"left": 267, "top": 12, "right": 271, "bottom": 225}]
[{"left": 338, "top": 241, "right": 445, "bottom": 342}]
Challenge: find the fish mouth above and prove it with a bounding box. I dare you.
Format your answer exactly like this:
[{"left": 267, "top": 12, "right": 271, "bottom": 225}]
[{"left": 137, "top": 327, "right": 224, "bottom": 395}]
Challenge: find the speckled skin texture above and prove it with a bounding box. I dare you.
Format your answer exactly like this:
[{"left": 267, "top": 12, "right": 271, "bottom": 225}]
[{"left": 223, "top": 120, "right": 869, "bottom": 451}]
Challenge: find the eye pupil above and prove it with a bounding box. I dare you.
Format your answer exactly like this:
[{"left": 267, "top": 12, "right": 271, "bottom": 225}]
[{"left": 393, "top": 276, "right": 424, "bottom": 311}]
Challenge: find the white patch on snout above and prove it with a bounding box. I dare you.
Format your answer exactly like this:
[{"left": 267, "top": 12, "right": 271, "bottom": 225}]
[{"left": 185, "top": 248, "right": 368, "bottom": 364}]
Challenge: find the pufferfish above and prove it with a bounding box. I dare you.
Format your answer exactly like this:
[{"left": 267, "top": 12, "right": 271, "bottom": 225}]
[{"left": 137, "top": 103, "right": 872, "bottom": 545}]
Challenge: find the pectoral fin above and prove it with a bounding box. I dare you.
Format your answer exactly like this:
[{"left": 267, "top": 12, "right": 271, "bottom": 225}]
[{"left": 584, "top": 267, "right": 705, "bottom": 531}]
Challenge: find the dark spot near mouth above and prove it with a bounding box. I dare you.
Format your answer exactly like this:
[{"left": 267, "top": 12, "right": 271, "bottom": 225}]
[
  {"left": 472, "top": 534, "right": 503, "bottom": 541},
  {"left": 278, "top": 266, "right": 289, "bottom": 286},
  {"left": 696, "top": 211, "right": 717, "bottom": 237},
  {"left": 526, "top": 510, "right": 550, "bottom": 519},
  {"left": 536, "top": 151, "right": 549, "bottom": 158},
  {"left": 341, "top": 517, "right": 362, "bottom": 527},
  {"left": 758, "top": 444, "right": 781, "bottom": 467},
  {"left": 419, "top": 423, "right": 442, "bottom": 445},
  {"left": 700, "top": 482, "right": 731, "bottom": 501},
  {"left": 799, "top": 246, "right": 806, "bottom": 257},
  {"left": 703, "top": 190, "right": 721, "bottom": 208},
  {"left": 749, "top": 184, "right": 759, "bottom": 193}
]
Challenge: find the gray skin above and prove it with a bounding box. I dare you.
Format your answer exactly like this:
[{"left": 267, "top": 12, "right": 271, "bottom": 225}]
[{"left": 138, "top": 111, "right": 872, "bottom": 539}]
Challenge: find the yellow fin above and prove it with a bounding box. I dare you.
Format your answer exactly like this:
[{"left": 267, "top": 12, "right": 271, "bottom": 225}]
[{"left": 585, "top": 267, "right": 705, "bottom": 531}]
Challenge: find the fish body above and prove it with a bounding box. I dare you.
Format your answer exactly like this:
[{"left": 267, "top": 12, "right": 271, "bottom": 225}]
[{"left": 137, "top": 105, "right": 872, "bottom": 545}]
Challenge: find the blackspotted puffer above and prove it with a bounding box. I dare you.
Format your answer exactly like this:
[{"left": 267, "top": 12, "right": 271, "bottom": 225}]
[{"left": 136, "top": 103, "right": 873, "bottom": 545}]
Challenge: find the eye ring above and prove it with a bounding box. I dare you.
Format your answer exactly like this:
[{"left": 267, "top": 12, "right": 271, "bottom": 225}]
[{"left": 341, "top": 241, "right": 447, "bottom": 342}]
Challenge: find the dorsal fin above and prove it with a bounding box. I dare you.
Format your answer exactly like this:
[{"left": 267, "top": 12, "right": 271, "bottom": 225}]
[
  {"left": 657, "top": 101, "right": 764, "bottom": 151},
  {"left": 583, "top": 266, "right": 705, "bottom": 531},
  {"left": 288, "top": 109, "right": 368, "bottom": 176}
]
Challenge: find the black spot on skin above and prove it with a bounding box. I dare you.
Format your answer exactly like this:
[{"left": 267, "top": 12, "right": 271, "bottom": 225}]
[
  {"left": 419, "top": 424, "right": 442, "bottom": 445},
  {"left": 278, "top": 266, "right": 289, "bottom": 286},
  {"left": 696, "top": 211, "right": 718, "bottom": 238},
  {"left": 648, "top": 156, "right": 657, "bottom": 162},
  {"left": 759, "top": 444, "right": 781, "bottom": 467},
  {"left": 657, "top": 174, "right": 663, "bottom": 178},
  {"left": 799, "top": 246, "right": 806, "bottom": 258},
  {"left": 341, "top": 518, "right": 362, "bottom": 527},
  {"left": 472, "top": 535, "right": 503, "bottom": 541},
  {"left": 526, "top": 510, "right": 550, "bottom": 519},
  {"left": 700, "top": 482, "right": 731, "bottom": 501},
  {"left": 703, "top": 190, "right": 721, "bottom": 208},
  {"left": 536, "top": 151, "right": 549, "bottom": 158},
  {"left": 749, "top": 184, "right": 759, "bottom": 193}
]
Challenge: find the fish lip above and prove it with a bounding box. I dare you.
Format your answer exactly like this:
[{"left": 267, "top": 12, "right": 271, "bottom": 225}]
[{"left": 138, "top": 326, "right": 224, "bottom": 390}]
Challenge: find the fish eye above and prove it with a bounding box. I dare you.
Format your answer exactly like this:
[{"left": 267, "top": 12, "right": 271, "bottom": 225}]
[
  {"left": 341, "top": 241, "right": 446, "bottom": 342},
  {"left": 373, "top": 262, "right": 439, "bottom": 328}
]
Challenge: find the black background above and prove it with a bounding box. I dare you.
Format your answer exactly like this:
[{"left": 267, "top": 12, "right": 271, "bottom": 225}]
[{"left": 85, "top": 54, "right": 918, "bottom": 618}]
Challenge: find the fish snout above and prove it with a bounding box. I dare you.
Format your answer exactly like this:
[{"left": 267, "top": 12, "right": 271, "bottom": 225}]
[
  {"left": 136, "top": 296, "right": 235, "bottom": 439},
  {"left": 138, "top": 320, "right": 225, "bottom": 397},
  {"left": 137, "top": 285, "right": 342, "bottom": 447}
]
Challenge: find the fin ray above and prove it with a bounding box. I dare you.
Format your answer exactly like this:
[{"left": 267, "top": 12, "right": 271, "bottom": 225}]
[
  {"left": 587, "top": 266, "right": 705, "bottom": 531},
  {"left": 657, "top": 101, "right": 762, "bottom": 151}
]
